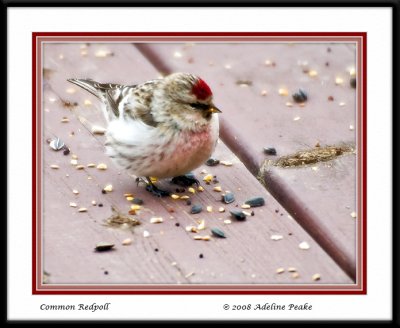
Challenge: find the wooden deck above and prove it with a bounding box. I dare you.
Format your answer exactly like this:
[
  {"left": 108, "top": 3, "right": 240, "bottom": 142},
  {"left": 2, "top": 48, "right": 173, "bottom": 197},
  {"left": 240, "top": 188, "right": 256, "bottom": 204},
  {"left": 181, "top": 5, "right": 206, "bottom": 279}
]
[{"left": 40, "top": 42, "right": 358, "bottom": 288}]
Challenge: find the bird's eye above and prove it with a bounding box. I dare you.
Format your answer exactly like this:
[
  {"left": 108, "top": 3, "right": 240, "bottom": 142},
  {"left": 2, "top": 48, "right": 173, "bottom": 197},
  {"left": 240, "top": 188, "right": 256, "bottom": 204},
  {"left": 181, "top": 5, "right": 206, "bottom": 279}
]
[{"left": 190, "top": 103, "right": 210, "bottom": 111}]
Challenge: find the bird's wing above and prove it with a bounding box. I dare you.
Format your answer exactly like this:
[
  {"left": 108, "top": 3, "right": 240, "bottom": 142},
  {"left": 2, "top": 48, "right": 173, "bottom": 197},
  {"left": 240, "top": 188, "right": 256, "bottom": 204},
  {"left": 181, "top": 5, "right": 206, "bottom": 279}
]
[{"left": 68, "top": 78, "right": 159, "bottom": 127}]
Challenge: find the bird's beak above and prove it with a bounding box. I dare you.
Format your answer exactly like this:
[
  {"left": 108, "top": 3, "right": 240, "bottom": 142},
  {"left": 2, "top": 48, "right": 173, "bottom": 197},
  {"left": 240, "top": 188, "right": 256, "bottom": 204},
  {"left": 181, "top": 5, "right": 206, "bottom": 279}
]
[{"left": 209, "top": 106, "right": 222, "bottom": 113}]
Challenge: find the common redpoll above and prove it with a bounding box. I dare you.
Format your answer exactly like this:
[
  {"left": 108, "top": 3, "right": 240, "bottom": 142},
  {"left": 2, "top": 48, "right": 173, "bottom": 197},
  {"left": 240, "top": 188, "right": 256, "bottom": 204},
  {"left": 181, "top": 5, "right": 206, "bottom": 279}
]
[{"left": 68, "top": 72, "right": 221, "bottom": 196}]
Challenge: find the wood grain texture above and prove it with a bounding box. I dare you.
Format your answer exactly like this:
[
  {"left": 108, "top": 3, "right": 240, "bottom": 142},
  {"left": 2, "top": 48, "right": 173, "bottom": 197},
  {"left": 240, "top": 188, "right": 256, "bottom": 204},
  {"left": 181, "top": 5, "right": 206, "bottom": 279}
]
[{"left": 40, "top": 43, "right": 353, "bottom": 286}]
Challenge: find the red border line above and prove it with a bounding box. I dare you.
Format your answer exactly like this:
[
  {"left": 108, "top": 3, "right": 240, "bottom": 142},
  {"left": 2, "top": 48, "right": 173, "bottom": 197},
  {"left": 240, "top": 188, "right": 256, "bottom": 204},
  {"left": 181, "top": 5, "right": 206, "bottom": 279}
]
[{"left": 32, "top": 32, "right": 367, "bottom": 295}]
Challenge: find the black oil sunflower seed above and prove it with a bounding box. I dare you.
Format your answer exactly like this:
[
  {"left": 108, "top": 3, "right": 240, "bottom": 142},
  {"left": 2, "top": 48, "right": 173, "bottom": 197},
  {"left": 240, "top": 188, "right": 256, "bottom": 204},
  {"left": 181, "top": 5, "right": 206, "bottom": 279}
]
[
  {"left": 292, "top": 89, "right": 308, "bottom": 103},
  {"left": 264, "top": 147, "right": 277, "bottom": 155},
  {"left": 211, "top": 227, "right": 226, "bottom": 238},
  {"left": 245, "top": 197, "right": 265, "bottom": 207},
  {"left": 190, "top": 204, "right": 203, "bottom": 214},
  {"left": 206, "top": 158, "right": 220, "bottom": 166},
  {"left": 230, "top": 210, "right": 246, "bottom": 221},
  {"left": 222, "top": 192, "right": 235, "bottom": 204}
]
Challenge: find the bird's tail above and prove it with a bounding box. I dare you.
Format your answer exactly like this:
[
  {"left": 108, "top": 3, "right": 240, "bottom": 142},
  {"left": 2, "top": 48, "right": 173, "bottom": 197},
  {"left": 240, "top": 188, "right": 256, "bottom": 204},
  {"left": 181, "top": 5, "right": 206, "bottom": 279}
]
[{"left": 67, "top": 78, "right": 103, "bottom": 100}]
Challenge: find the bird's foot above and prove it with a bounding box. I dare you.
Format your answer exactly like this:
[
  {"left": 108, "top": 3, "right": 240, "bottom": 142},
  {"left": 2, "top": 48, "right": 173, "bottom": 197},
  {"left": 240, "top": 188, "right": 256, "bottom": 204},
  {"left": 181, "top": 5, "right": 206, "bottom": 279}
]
[
  {"left": 170, "top": 173, "right": 200, "bottom": 187},
  {"left": 145, "top": 183, "right": 171, "bottom": 197}
]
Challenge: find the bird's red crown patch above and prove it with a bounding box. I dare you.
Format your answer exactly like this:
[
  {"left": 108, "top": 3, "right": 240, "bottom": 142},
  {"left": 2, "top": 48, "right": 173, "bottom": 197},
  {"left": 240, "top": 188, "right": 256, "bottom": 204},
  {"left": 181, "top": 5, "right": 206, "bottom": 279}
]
[{"left": 192, "top": 78, "right": 212, "bottom": 100}]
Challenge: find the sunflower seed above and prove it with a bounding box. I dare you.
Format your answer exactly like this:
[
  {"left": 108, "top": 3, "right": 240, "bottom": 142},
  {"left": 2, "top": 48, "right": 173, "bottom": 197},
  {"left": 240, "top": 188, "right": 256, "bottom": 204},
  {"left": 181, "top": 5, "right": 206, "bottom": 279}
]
[
  {"left": 245, "top": 197, "right": 265, "bottom": 207},
  {"left": 211, "top": 227, "right": 226, "bottom": 238},
  {"left": 150, "top": 217, "right": 163, "bottom": 224},
  {"left": 91, "top": 125, "right": 107, "bottom": 135},
  {"left": 206, "top": 158, "right": 220, "bottom": 166},
  {"left": 222, "top": 192, "right": 235, "bottom": 204},
  {"left": 87, "top": 163, "right": 96, "bottom": 168},
  {"left": 264, "top": 147, "right": 277, "bottom": 155},
  {"left": 230, "top": 210, "right": 246, "bottom": 221},
  {"left": 190, "top": 204, "right": 203, "bottom": 214},
  {"left": 95, "top": 242, "right": 115, "bottom": 252}
]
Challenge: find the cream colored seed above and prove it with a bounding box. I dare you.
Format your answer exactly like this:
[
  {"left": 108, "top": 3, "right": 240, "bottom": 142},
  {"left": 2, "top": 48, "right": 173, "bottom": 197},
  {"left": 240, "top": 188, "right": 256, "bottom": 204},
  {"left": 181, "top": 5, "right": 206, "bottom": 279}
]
[
  {"left": 308, "top": 70, "right": 318, "bottom": 77},
  {"left": 124, "top": 193, "right": 134, "bottom": 197},
  {"left": 91, "top": 126, "right": 107, "bottom": 135},
  {"left": 288, "top": 267, "right": 297, "bottom": 272},
  {"left": 270, "top": 234, "right": 283, "bottom": 241},
  {"left": 150, "top": 217, "right": 163, "bottom": 224},
  {"left": 130, "top": 204, "right": 141, "bottom": 211},
  {"left": 87, "top": 163, "right": 96, "bottom": 168},
  {"left": 312, "top": 273, "right": 321, "bottom": 281},
  {"left": 206, "top": 206, "right": 213, "bottom": 213},
  {"left": 91, "top": 200, "right": 97, "bottom": 206},
  {"left": 350, "top": 211, "right": 357, "bottom": 218},
  {"left": 292, "top": 272, "right": 300, "bottom": 279},
  {"left": 193, "top": 236, "right": 203, "bottom": 240},
  {"left": 335, "top": 77, "right": 344, "bottom": 85},
  {"left": 50, "top": 164, "right": 60, "bottom": 169},
  {"left": 143, "top": 231, "right": 150, "bottom": 238},
  {"left": 72, "top": 189, "right": 79, "bottom": 194},
  {"left": 126, "top": 196, "right": 134, "bottom": 201},
  {"left": 103, "top": 184, "right": 113, "bottom": 192},
  {"left": 97, "top": 163, "right": 107, "bottom": 170},
  {"left": 218, "top": 207, "right": 225, "bottom": 213},
  {"left": 260, "top": 90, "right": 268, "bottom": 96},
  {"left": 170, "top": 194, "right": 180, "bottom": 200},
  {"left": 299, "top": 241, "right": 310, "bottom": 250},
  {"left": 122, "top": 238, "right": 132, "bottom": 246},
  {"left": 69, "top": 202, "right": 77, "bottom": 207},
  {"left": 241, "top": 204, "right": 251, "bottom": 209},
  {"left": 201, "top": 235, "right": 211, "bottom": 241},
  {"left": 61, "top": 118, "right": 70, "bottom": 123},
  {"left": 84, "top": 99, "right": 92, "bottom": 106},
  {"left": 276, "top": 268, "right": 285, "bottom": 274},
  {"left": 188, "top": 187, "right": 196, "bottom": 194},
  {"left": 186, "top": 226, "right": 198, "bottom": 233},
  {"left": 220, "top": 161, "right": 233, "bottom": 166},
  {"left": 278, "top": 88, "right": 289, "bottom": 96},
  {"left": 70, "top": 159, "right": 78, "bottom": 166},
  {"left": 197, "top": 220, "right": 206, "bottom": 230},
  {"left": 180, "top": 195, "right": 190, "bottom": 200},
  {"left": 223, "top": 219, "right": 232, "bottom": 225},
  {"left": 76, "top": 165, "right": 85, "bottom": 170},
  {"left": 71, "top": 154, "right": 78, "bottom": 159},
  {"left": 286, "top": 102, "right": 293, "bottom": 107},
  {"left": 197, "top": 186, "right": 204, "bottom": 192},
  {"left": 213, "top": 186, "right": 222, "bottom": 192},
  {"left": 78, "top": 208, "right": 87, "bottom": 212}
]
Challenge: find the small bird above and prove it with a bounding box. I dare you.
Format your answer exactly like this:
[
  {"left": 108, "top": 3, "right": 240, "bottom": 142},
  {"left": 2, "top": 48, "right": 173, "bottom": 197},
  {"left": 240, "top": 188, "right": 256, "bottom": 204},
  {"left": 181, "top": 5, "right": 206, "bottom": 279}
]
[{"left": 68, "top": 72, "right": 221, "bottom": 196}]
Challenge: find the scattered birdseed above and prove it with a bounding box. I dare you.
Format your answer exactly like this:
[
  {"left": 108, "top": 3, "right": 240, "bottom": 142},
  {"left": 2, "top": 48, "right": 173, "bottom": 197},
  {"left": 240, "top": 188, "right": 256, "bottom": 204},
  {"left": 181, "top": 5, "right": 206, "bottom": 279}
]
[
  {"left": 339, "top": 102, "right": 346, "bottom": 107},
  {"left": 270, "top": 235, "right": 283, "bottom": 241},
  {"left": 292, "top": 272, "right": 300, "bottom": 279},
  {"left": 349, "top": 125, "right": 355, "bottom": 131},
  {"left": 211, "top": 227, "right": 226, "bottom": 238},
  {"left": 278, "top": 88, "right": 289, "bottom": 96},
  {"left": 230, "top": 210, "right": 246, "bottom": 221},
  {"left": 186, "top": 226, "right": 198, "bottom": 233},
  {"left": 76, "top": 165, "right": 85, "bottom": 170},
  {"left": 131, "top": 198, "right": 143, "bottom": 205},
  {"left": 328, "top": 96, "right": 334, "bottom": 101},
  {"left": 103, "top": 184, "right": 113, "bottom": 192},
  {"left": 126, "top": 196, "right": 134, "bottom": 201},
  {"left": 170, "top": 194, "right": 180, "bottom": 200},
  {"left": 264, "top": 59, "right": 274, "bottom": 66},
  {"left": 218, "top": 207, "right": 225, "bottom": 213},
  {"left": 206, "top": 158, "right": 220, "bottom": 166},
  {"left": 223, "top": 219, "right": 232, "bottom": 225},
  {"left": 61, "top": 117, "right": 70, "bottom": 123},
  {"left": 91, "top": 200, "right": 96, "bottom": 206},
  {"left": 95, "top": 242, "right": 114, "bottom": 252},
  {"left": 122, "top": 238, "right": 132, "bottom": 246},
  {"left": 70, "top": 159, "right": 78, "bottom": 166},
  {"left": 350, "top": 211, "right": 357, "bottom": 218},
  {"left": 292, "top": 89, "right": 308, "bottom": 103},
  {"left": 143, "top": 231, "right": 150, "bottom": 238},
  {"left": 201, "top": 235, "right": 211, "bottom": 241},
  {"left": 299, "top": 241, "right": 310, "bottom": 250},
  {"left": 49, "top": 138, "right": 65, "bottom": 151},
  {"left": 241, "top": 204, "right": 251, "bottom": 209},
  {"left": 69, "top": 202, "right": 77, "bottom": 207},
  {"left": 264, "top": 147, "right": 277, "bottom": 155},
  {"left": 191, "top": 204, "right": 203, "bottom": 214},
  {"left": 245, "top": 197, "right": 265, "bottom": 207},
  {"left": 222, "top": 192, "right": 235, "bottom": 204},
  {"left": 203, "top": 174, "right": 213, "bottom": 183},
  {"left": 50, "top": 164, "right": 59, "bottom": 169},
  {"left": 260, "top": 90, "right": 268, "bottom": 96},
  {"left": 293, "top": 116, "right": 301, "bottom": 121},
  {"left": 63, "top": 148, "right": 70, "bottom": 155},
  {"left": 197, "top": 220, "right": 206, "bottom": 230},
  {"left": 87, "top": 163, "right": 96, "bottom": 168},
  {"left": 95, "top": 50, "right": 113, "bottom": 57},
  {"left": 242, "top": 210, "right": 252, "bottom": 216},
  {"left": 213, "top": 186, "right": 222, "bottom": 192},
  {"left": 276, "top": 268, "right": 285, "bottom": 274},
  {"left": 84, "top": 99, "right": 92, "bottom": 106},
  {"left": 188, "top": 187, "right": 196, "bottom": 194},
  {"left": 97, "top": 163, "right": 108, "bottom": 170},
  {"left": 206, "top": 206, "right": 213, "bottom": 213},
  {"left": 130, "top": 204, "right": 141, "bottom": 211},
  {"left": 308, "top": 70, "right": 318, "bottom": 77},
  {"left": 78, "top": 208, "right": 87, "bottom": 212},
  {"left": 72, "top": 189, "right": 79, "bottom": 195},
  {"left": 173, "top": 51, "right": 182, "bottom": 58},
  {"left": 220, "top": 160, "right": 233, "bottom": 166},
  {"left": 312, "top": 273, "right": 321, "bottom": 281},
  {"left": 150, "top": 217, "right": 163, "bottom": 224},
  {"left": 180, "top": 195, "right": 190, "bottom": 200},
  {"left": 335, "top": 77, "right": 344, "bottom": 85},
  {"left": 285, "top": 101, "right": 293, "bottom": 107},
  {"left": 91, "top": 126, "right": 107, "bottom": 135},
  {"left": 350, "top": 77, "right": 356, "bottom": 88},
  {"left": 197, "top": 186, "right": 204, "bottom": 192},
  {"left": 288, "top": 267, "right": 297, "bottom": 272}
]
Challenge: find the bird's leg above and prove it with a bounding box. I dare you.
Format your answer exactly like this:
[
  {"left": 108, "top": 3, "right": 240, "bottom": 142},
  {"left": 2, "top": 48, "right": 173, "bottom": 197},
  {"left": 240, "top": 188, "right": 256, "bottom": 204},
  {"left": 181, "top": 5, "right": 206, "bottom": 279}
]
[
  {"left": 143, "top": 177, "right": 171, "bottom": 197},
  {"left": 170, "top": 172, "right": 200, "bottom": 187}
]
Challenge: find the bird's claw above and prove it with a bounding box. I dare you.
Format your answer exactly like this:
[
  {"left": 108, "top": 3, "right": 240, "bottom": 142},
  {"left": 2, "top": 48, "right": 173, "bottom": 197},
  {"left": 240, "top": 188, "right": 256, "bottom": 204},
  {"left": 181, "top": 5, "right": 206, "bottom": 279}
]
[
  {"left": 170, "top": 173, "right": 200, "bottom": 187},
  {"left": 145, "top": 183, "right": 171, "bottom": 197}
]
